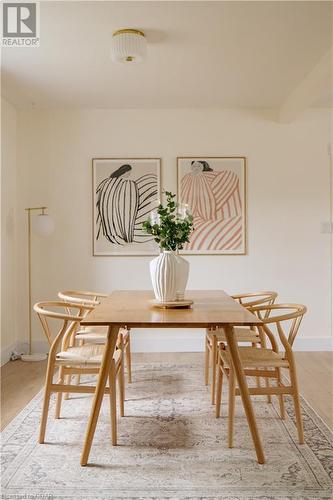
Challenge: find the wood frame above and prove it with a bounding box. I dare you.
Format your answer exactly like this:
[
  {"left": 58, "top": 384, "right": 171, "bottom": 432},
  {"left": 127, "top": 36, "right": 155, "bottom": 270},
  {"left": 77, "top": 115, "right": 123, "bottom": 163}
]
[
  {"left": 58, "top": 290, "right": 132, "bottom": 384},
  {"left": 79, "top": 290, "right": 265, "bottom": 466},
  {"left": 177, "top": 156, "right": 247, "bottom": 255},
  {"left": 215, "top": 304, "right": 307, "bottom": 448},
  {"left": 205, "top": 291, "right": 278, "bottom": 404},
  {"left": 34, "top": 301, "right": 125, "bottom": 446},
  {"left": 92, "top": 157, "right": 161, "bottom": 256}
]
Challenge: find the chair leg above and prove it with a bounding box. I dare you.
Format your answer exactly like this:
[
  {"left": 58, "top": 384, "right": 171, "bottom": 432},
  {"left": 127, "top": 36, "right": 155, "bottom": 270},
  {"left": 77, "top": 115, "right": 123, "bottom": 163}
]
[
  {"left": 109, "top": 360, "right": 117, "bottom": 446},
  {"left": 55, "top": 366, "right": 64, "bottom": 419},
  {"left": 118, "top": 360, "right": 125, "bottom": 417},
  {"left": 215, "top": 362, "right": 223, "bottom": 418},
  {"left": 259, "top": 337, "right": 271, "bottom": 404},
  {"left": 64, "top": 374, "right": 71, "bottom": 400},
  {"left": 39, "top": 360, "right": 55, "bottom": 444},
  {"left": 74, "top": 339, "right": 84, "bottom": 387},
  {"left": 39, "top": 388, "right": 52, "bottom": 444},
  {"left": 289, "top": 364, "right": 304, "bottom": 444},
  {"left": 252, "top": 343, "right": 261, "bottom": 388},
  {"left": 204, "top": 332, "right": 210, "bottom": 386},
  {"left": 125, "top": 334, "right": 132, "bottom": 384},
  {"left": 276, "top": 368, "right": 286, "bottom": 420},
  {"left": 211, "top": 336, "right": 217, "bottom": 404},
  {"left": 292, "top": 390, "right": 304, "bottom": 444},
  {"left": 228, "top": 367, "right": 236, "bottom": 448},
  {"left": 265, "top": 373, "right": 272, "bottom": 403}
]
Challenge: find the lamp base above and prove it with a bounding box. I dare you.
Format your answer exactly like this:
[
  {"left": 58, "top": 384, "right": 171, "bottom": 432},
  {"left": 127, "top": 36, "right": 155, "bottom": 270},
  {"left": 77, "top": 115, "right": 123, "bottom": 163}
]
[{"left": 21, "top": 353, "right": 47, "bottom": 362}]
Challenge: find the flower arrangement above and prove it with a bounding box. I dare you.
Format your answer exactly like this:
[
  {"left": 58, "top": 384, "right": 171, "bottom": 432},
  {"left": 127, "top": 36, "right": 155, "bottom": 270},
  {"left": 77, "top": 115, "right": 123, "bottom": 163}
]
[{"left": 142, "top": 191, "right": 194, "bottom": 252}]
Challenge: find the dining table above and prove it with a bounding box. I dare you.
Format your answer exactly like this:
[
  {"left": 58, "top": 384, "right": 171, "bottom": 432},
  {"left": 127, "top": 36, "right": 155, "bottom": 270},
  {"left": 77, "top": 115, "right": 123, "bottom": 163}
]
[{"left": 79, "top": 290, "right": 265, "bottom": 466}]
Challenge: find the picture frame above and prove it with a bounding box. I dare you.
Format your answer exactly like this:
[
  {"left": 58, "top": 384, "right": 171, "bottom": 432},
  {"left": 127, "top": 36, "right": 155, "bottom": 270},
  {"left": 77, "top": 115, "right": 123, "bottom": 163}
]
[
  {"left": 92, "top": 158, "right": 161, "bottom": 256},
  {"left": 177, "top": 156, "right": 247, "bottom": 255}
]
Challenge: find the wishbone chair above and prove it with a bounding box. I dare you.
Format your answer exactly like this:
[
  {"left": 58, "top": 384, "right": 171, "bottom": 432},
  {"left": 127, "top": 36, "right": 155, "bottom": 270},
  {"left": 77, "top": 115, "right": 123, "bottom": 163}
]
[
  {"left": 58, "top": 290, "right": 132, "bottom": 384},
  {"left": 205, "top": 291, "right": 278, "bottom": 404},
  {"left": 215, "top": 304, "right": 307, "bottom": 449},
  {"left": 34, "top": 301, "right": 124, "bottom": 445}
]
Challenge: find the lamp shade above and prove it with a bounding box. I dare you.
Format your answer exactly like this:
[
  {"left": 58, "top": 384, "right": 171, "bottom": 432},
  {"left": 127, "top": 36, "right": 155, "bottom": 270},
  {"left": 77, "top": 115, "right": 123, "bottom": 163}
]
[
  {"left": 177, "top": 203, "right": 191, "bottom": 220},
  {"left": 33, "top": 214, "right": 55, "bottom": 236},
  {"left": 111, "top": 29, "right": 147, "bottom": 63}
]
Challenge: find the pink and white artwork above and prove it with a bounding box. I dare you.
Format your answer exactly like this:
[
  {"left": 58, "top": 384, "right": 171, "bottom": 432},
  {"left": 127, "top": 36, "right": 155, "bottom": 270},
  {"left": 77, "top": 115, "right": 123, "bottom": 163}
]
[{"left": 177, "top": 157, "right": 246, "bottom": 254}]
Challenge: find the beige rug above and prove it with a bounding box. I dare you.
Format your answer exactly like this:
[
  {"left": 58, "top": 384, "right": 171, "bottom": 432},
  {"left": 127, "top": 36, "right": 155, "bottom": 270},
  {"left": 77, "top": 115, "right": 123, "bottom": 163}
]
[{"left": 1, "top": 363, "right": 332, "bottom": 499}]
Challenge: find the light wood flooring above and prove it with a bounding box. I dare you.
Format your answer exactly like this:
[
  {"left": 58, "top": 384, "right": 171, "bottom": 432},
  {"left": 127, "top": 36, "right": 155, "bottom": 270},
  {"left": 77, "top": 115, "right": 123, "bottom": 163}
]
[{"left": 1, "top": 352, "right": 332, "bottom": 431}]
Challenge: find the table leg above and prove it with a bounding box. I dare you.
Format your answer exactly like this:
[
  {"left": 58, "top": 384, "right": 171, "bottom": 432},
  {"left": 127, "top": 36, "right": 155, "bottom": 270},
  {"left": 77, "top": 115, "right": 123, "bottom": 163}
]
[
  {"left": 80, "top": 325, "right": 119, "bottom": 466},
  {"left": 224, "top": 325, "right": 265, "bottom": 464},
  {"left": 211, "top": 335, "right": 217, "bottom": 404}
]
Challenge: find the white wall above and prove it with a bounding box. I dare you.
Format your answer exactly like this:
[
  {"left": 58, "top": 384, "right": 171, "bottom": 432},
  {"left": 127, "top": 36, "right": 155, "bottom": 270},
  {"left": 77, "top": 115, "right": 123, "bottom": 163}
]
[
  {"left": 14, "top": 107, "right": 332, "bottom": 353},
  {"left": 1, "top": 99, "right": 18, "bottom": 364}
]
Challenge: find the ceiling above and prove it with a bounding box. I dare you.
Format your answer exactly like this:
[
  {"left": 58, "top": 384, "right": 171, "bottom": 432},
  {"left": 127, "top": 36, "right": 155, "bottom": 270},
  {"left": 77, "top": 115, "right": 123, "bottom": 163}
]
[{"left": 2, "top": 1, "right": 332, "bottom": 109}]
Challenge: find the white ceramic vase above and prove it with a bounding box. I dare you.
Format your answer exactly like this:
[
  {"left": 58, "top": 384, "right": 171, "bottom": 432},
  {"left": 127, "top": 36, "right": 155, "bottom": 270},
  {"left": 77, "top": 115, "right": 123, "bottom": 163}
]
[
  {"left": 175, "top": 254, "right": 190, "bottom": 301},
  {"left": 150, "top": 251, "right": 177, "bottom": 302}
]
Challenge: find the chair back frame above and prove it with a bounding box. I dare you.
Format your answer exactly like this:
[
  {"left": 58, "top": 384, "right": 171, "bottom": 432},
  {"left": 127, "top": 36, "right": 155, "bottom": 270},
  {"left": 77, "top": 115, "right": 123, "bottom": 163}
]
[
  {"left": 249, "top": 304, "right": 307, "bottom": 362},
  {"left": 34, "top": 301, "right": 94, "bottom": 354},
  {"left": 232, "top": 291, "right": 278, "bottom": 318},
  {"left": 58, "top": 290, "right": 108, "bottom": 306}
]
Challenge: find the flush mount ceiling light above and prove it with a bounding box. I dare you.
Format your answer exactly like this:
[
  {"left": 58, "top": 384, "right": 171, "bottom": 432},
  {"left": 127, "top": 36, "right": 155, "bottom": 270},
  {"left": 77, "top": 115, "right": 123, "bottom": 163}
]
[{"left": 111, "top": 29, "right": 147, "bottom": 63}]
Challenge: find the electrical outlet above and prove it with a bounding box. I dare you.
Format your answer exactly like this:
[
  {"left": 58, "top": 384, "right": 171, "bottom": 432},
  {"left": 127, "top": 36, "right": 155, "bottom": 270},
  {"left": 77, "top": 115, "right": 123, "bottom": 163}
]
[{"left": 321, "top": 222, "right": 333, "bottom": 234}]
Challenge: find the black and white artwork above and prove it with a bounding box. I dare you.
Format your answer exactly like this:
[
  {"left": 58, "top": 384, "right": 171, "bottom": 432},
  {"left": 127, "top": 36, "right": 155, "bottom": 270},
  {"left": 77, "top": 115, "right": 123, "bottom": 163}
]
[{"left": 93, "top": 158, "right": 161, "bottom": 255}]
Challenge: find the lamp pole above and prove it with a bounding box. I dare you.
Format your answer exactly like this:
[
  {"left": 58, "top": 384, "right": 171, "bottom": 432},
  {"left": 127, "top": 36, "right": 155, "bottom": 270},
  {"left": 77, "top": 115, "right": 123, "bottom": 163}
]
[{"left": 23, "top": 206, "right": 48, "bottom": 361}]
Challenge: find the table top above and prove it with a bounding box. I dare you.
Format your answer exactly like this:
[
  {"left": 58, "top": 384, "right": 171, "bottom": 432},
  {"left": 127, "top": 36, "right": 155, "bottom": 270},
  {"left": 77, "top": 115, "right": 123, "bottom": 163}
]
[{"left": 81, "top": 290, "right": 262, "bottom": 328}]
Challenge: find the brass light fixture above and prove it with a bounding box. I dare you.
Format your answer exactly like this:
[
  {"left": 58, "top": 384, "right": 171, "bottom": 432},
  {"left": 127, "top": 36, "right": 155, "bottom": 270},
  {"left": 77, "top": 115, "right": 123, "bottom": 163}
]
[{"left": 111, "top": 28, "right": 147, "bottom": 63}]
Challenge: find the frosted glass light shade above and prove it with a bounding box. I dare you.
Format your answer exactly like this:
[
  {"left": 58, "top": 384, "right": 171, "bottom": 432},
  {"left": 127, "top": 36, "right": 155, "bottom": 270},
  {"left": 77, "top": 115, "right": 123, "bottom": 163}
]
[
  {"left": 177, "top": 203, "right": 191, "bottom": 220},
  {"left": 33, "top": 214, "right": 55, "bottom": 236},
  {"left": 111, "top": 29, "right": 147, "bottom": 63},
  {"left": 149, "top": 209, "right": 160, "bottom": 225}
]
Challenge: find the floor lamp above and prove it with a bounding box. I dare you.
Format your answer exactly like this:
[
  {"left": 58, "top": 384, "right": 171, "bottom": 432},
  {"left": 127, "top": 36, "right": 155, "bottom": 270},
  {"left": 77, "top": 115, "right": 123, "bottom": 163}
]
[{"left": 21, "top": 206, "right": 55, "bottom": 362}]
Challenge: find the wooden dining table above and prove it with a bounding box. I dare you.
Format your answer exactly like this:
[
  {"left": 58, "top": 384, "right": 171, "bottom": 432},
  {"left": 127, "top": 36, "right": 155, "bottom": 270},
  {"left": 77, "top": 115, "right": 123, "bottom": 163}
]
[{"left": 79, "top": 290, "right": 265, "bottom": 466}]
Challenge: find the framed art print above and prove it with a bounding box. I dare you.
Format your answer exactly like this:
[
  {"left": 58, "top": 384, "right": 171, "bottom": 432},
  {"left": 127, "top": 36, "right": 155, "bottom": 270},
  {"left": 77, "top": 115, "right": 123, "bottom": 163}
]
[
  {"left": 177, "top": 157, "right": 246, "bottom": 254},
  {"left": 93, "top": 158, "right": 161, "bottom": 255}
]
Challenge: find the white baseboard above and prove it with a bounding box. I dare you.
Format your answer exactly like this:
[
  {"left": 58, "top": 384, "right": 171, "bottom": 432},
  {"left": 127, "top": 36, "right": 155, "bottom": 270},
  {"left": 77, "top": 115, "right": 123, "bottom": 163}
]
[
  {"left": 16, "top": 340, "right": 49, "bottom": 354},
  {"left": 1, "top": 332, "right": 331, "bottom": 365},
  {"left": 1, "top": 342, "right": 17, "bottom": 366},
  {"left": 130, "top": 329, "right": 333, "bottom": 352},
  {"left": 1, "top": 341, "right": 49, "bottom": 366},
  {"left": 292, "top": 337, "right": 333, "bottom": 351},
  {"left": 131, "top": 329, "right": 205, "bottom": 352}
]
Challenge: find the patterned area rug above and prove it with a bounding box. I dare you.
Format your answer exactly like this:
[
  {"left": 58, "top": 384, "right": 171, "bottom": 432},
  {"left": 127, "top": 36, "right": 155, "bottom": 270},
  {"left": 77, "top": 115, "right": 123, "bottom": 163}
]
[{"left": 1, "top": 363, "right": 333, "bottom": 499}]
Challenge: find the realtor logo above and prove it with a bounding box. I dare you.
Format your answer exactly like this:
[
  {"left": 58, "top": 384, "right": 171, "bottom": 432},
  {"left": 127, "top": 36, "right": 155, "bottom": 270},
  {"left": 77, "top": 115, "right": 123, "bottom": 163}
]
[{"left": 2, "top": 2, "right": 40, "bottom": 46}]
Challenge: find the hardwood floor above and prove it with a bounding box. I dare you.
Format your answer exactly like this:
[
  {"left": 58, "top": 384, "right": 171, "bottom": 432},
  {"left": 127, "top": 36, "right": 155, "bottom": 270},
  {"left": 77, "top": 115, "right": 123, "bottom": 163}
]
[
  {"left": 1, "top": 359, "right": 47, "bottom": 430},
  {"left": 1, "top": 352, "right": 332, "bottom": 431},
  {"left": 292, "top": 352, "right": 333, "bottom": 429}
]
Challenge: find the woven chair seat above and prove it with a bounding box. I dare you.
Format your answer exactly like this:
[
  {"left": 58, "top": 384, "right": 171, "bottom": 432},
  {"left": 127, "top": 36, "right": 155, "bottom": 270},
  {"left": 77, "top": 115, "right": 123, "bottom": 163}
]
[
  {"left": 75, "top": 330, "right": 107, "bottom": 343},
  {"left": 75, "top": 327, "right": 129, "bottom": 343},
  {"left": 208, "top": 327, "right": 260, "bottom": 344},
  {"left": 220, "top": 346, "right": 289, "bottom": 368},
  {"left": 56, "top": 344, "right": 121, "bottom": 366}
]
